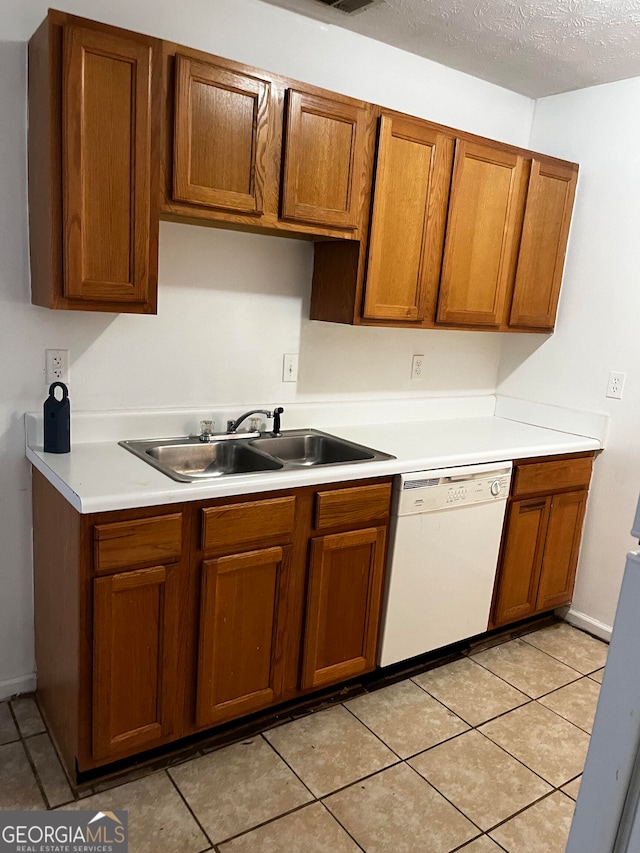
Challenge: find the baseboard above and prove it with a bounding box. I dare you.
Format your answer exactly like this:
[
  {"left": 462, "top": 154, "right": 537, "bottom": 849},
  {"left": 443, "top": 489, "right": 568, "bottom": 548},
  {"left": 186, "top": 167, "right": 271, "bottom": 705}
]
[
  {"left": 564, "top": 608, "right": 612, "bottom": 642},
  {"left": 0, "top": 672, "right": 36, "bottom": 702}
]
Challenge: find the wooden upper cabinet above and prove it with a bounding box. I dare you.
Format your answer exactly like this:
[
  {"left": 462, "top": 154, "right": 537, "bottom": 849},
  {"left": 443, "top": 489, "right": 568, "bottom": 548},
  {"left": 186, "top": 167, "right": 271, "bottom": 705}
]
[
  {"left": 510, "top": 159, "right": 578, "bottom": 330},
  {"left": 63, "top": 25, "right": 156, "bottom": 306},
  {"left": 437, "top": 140, "right": 528, "bottom": 327},
  {"left": 281, "top": 89, "right": 368, "bottom": 229},
  {"left": 173, "top": 55, "right": 272, "bottom": 214},
  {"left": 363, "top": 114, "right": 454, "bottom": 323},
  {"left": 29, "top": 13, "right": 160, "bottom": 313}
]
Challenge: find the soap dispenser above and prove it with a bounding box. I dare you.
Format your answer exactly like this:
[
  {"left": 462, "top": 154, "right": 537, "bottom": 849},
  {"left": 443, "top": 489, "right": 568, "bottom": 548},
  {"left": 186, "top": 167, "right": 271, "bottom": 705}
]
[{"left": 44, "top": 382, "right": 70, "bottom": 453}]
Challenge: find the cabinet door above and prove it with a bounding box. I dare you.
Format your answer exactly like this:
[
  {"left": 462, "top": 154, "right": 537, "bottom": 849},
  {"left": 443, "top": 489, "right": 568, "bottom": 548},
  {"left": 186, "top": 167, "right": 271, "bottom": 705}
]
[
  {"left": 196, "top": 547, "right": 289, "bottom": 728},
  {"left": 363, "top": 114, "right": 453, "bottom": 322},
  {"left": 63, "top": 25, "right": 156, "bottom": 307},
  {"left": 92, "top": 565, "right": 179, "bottom": 761},
  {"left": 492, "top": 498, "right": 550, "bottom": 627},
  {"left": 302, "top": 527, "right": 386, "bottom": 690},
  {"left": 509, "top": 159, "right": 578, "bottom": 329},
  {"left": 437, "top": 140, "right": 528, "bottom": 326},
  {"left": 281, "top": 89, "right": 367, "bottom": 229},
  {"left": 173, "top": 55, "right": 271, "bottom": 214},
  {"left": 536, "top": 490, "right": 587, "bottom": 611}
]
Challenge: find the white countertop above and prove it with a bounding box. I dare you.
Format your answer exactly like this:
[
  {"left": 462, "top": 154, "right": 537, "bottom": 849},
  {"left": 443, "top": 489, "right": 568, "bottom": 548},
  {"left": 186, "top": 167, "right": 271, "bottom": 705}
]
[{"left": 25, "top": 412, "right": 601, "bottom": 514}]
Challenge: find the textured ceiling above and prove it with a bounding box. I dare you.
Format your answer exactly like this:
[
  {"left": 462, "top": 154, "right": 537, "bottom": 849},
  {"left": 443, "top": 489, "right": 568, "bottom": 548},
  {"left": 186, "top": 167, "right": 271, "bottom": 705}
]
[{"left": 258, "top": 0, "right": 640, "bottom": 97}]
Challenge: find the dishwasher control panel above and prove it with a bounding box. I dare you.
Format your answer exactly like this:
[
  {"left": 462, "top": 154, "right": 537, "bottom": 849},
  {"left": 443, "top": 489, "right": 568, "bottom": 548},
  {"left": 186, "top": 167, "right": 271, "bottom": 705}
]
[{"left": 395, "top": 463, "right": 512, "bottom": 515}]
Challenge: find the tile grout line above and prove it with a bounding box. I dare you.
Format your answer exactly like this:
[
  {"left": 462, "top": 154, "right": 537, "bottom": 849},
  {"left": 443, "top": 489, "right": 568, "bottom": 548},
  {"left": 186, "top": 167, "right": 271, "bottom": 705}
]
[
  {"left": 482, "top": 786, "right": 574, "bottom": 839},
  {"left": 332, "top": 699, "right": 494, "bottom": 835},
  {"left": 477, "top": 701, "right": 591, "bottom": 793},
  {"left": 8, "top": 700, "right": 52, "bottom": 810},
  {"left": 409, "top": 672, "right": 534, "bottom": 728},
  {"left": 472, "top": 722, "right": 564, "bottom": 790},
  {"left": 400, "top": 761, "right": 485, "bottom": 840},
  {"left": 262, "top": 645, "right": 589, "bottom": 845},
  {"left": 465, "top": 648, "right": 583, "bottom": 697},
  {"left": 450, "top": 832, "right": 508, "bottom": 853},
  {"left": 3, "top": 623, "right": 597, "bottom": 847},
  {"left": 340, "top": 701, "right": 407, "bottom": 760},
  {"left": 165, "top": 768, "right": 216, "bottom": 851},
  {"left": 317, "top": 800, "right": 367, "bottom": 852},
  {"left": 519, "top": 632, "right": 607, "bottom": 675},
  {"left": 258, "top": 731, "right": 320, "bottom": 800}
]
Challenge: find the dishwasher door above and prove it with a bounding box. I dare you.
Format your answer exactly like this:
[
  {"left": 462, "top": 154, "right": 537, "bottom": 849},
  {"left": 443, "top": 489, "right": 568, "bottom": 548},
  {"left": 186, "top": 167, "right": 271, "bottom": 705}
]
[{"left": 379, "top": 466, "right": 510, "bottom": 667}]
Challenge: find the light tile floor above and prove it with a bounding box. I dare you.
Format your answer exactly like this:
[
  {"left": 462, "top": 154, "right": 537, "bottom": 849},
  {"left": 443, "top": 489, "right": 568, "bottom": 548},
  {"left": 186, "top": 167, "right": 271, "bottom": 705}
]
[{"left": 0, "top": 622, "right": 607, "bottom": 852}]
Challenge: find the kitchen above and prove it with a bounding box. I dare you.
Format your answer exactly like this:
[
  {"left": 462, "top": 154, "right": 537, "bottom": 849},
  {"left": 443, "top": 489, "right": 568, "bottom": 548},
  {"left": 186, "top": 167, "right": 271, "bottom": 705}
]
[{"left": 1, "top": 0, "right": 639, "bottom": 850}]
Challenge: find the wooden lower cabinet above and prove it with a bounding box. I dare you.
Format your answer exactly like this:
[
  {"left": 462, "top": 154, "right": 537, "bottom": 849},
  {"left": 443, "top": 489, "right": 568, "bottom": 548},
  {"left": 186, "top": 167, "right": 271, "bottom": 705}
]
[
  {"left": 196, "top": 547, "right": 290, "bottom": 728},
  {"left": 491, "top": 454, "right": 594, "bottom": 629},
  {"left": 536, "top": 490, "right": 588, "bottom": 611},
  {"left": 492, "top": 497, "right": 550, "bottom": 626},
  {"left": 32, "top": 471, "right": 392, "bottom": 778},
  {"left": 92, "top": 564, "right": 180, "bottom": 761},
  {"left": 302, "top": 527, "right": 386, "bottom": 690}
]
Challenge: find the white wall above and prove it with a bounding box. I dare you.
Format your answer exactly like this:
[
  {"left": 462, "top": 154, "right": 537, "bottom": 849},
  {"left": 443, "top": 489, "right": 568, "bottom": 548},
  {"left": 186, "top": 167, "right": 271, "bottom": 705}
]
[
  {"left": 498, "top": 78, "right": 640, "bottom": 634},
  {"left": 0, "top": 0, "right": 534, "bottom": 696}
]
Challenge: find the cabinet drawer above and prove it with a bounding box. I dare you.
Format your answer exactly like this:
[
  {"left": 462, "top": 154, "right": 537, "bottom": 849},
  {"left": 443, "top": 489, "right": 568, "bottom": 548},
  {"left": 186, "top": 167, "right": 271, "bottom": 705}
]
[
  {"left": 513, "top": 456, "right": 593, "bottom": 497},
  {"left": 94, "top": 513, "right": 183, "bottom": 574},
  {"left": 315, "top": 483, "right": 391, "bottom": 530},
  {"left": 202, "top": 496, "right": 296, "bottom": 552}
]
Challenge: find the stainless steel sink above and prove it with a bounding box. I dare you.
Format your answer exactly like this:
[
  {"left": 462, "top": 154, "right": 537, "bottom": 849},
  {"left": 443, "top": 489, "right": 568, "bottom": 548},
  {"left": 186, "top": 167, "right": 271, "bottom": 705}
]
[
  {"left": 120, "top": 437, "right": 283, "bottom": 482},
  {"left": 119, "top": 429, "right": 394, "bottom": 482},
  {"left": 250, "top": 431, "right": 376, "bottom": 466}
]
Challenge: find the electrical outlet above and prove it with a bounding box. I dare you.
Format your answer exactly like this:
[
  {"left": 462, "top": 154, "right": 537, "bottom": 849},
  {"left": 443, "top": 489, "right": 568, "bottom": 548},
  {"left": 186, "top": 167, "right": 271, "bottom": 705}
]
[
  {"left": 282, "top": 353, "right": 298, "bottom": 383},
  {"left": 46, "top": 349, "right": 69, "bottom": 386},
  {"left": 411, "top": 354, "right": 424, "bottom": 380},
  {"left": 606, "top": 371, "right": 626, "bottom": 399}
]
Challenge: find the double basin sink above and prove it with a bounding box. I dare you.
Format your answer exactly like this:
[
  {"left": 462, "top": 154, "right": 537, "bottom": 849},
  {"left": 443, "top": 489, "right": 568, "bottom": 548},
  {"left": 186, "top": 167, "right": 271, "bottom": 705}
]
[{"left": 119, "top": 429, "right": 395, "bottom": 483}]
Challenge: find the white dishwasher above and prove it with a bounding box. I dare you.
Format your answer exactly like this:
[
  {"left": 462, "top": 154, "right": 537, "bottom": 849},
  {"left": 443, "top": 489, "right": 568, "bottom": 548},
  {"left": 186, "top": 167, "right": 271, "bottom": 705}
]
[{"left": 379, "top": 461, "right": 512, "bottom": 667}]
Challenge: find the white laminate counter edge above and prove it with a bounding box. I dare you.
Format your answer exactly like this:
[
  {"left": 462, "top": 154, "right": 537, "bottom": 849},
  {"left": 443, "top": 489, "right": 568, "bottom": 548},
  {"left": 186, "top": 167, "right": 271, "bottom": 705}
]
[{"left": 25, "top": 410, "right": 602, "bottom": 515}]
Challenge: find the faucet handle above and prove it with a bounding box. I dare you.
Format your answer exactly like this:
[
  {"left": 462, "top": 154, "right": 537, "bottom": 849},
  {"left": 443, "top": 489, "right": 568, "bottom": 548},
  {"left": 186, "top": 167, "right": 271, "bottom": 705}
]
[{"left": 199, "top": 419, "right": 215, "bottom": 442}]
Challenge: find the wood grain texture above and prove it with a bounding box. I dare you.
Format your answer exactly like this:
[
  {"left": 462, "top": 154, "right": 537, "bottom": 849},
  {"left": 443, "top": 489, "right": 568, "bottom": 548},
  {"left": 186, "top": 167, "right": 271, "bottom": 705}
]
[
  {"left": 536, "top": 490, "right": 587, "bottom": 611},
  {"left": 491, "top": 498, "right": 550, "bottom": 628},
  {"left": 28, "top": 17, "right": 63, "bottom": 310},
  {"left": 161, "top": 45, "right": 365, "bottom": 240},
  {"left": 94, "top": 513, "right": 183, "bottom": 574},
  {"left": 196, "top": 547, "right": 289, "bottom": 727},
  {"left": 281, "top": 89, "right": 368, "bottom": 229},
  {"left": 92, "top": 564, "right": 180, "bottom": 760},
  {"left": 513, "top": 456, "right": 593, "bottom": 497},
  {"left": 32, "top": 469, "right": 80, "bottom": 776},
  {"left": 302, "top": 526, "right": 386, "bottom": 689},
  {"left": 173, "top": 54, "right": 270, "bottom": 213},
  {"left": 315, "top": 483, "right": 391, "bottom": 530},
  {"left": 363, "top": 113, "right": 453, "bottom": 322},
  {"left": 310, "top": 239, "right": 363, "bottom": 324},
  {"left": 29, "top": 11, "right": 160, "bottom": 313},
  {"left": 31, "top": 471, "right": 396, "bottom": 775},
  {"left": 510, "top": 159, "right": 579, "bottom": 330},
  {"left": 437, "top": 140, "right": 529, "bottom": 327},
  {"left": 63, "top": 24, "right": 154, "bottom": 304},
  {"left": 202, "top": 496, "right": 296, "bottom": 553}
]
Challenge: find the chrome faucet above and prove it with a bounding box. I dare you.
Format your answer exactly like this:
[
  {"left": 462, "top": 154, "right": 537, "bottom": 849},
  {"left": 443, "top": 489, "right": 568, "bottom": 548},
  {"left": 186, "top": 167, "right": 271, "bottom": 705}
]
[{"left": 226, "top": 407, "right": 284, "bottom": 436}]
